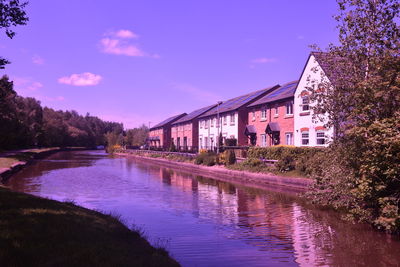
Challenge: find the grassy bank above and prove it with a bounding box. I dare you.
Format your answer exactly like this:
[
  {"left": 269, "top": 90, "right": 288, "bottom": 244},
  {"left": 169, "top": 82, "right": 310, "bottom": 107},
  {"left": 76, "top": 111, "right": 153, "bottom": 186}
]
[{"left": 0, "top": 187, "right": 180, "bottom": 266}]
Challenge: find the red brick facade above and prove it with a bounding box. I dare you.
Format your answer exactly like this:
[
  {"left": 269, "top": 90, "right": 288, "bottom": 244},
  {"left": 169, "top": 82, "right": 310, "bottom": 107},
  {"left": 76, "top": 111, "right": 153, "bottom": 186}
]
[
  {"left": 170, "top": 120, "right": 199, "bottom": 151},
  {"left": 246, "top": 98, "right": 294, "bottom": 146}
]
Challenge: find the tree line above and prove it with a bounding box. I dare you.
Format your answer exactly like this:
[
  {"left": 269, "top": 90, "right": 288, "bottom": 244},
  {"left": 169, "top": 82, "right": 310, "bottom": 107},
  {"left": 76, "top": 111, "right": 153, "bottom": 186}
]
[{"left": 0, "top": 75, "right": 148, "bottom": 150}]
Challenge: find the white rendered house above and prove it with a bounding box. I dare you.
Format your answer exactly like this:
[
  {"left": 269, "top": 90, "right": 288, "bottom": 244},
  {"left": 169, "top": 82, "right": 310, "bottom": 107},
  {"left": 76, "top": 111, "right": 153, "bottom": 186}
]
[
  {"left": 294, "top": 53, "right": 334, "bottom": 147},
  {"left": 198, "top": 85, "right": 279, "bottom": 150}
]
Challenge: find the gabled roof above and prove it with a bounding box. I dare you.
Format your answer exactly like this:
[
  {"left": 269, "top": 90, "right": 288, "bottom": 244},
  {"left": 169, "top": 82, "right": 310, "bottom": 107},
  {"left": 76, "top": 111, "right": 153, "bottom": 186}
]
[
  {"left": 172, "top": 104, "right": 217, "bottom": 125},
  {"left": 248, "top": 81, "right": 298, "bottom": 107},
  {"left": 199, "top": 84, "right": 279, "bottom": 118},
  {"left": 310, "top": 52, "right": 351, "bottom": 88},
  {"left": 150, "top": 113, "right": 187, "bottom": 130}
]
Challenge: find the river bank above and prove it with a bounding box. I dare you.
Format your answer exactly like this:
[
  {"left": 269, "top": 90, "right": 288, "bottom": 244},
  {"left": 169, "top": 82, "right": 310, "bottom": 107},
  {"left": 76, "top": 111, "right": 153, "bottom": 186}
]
[
  {"left": 115, "top": 152, "right": 312, "bottom": 193},
  {"left": 0, "top": 147, "right": 87, "bottom": 182},
  {"left": 0, "top": 186, "right": 180, "bottom": 266}
]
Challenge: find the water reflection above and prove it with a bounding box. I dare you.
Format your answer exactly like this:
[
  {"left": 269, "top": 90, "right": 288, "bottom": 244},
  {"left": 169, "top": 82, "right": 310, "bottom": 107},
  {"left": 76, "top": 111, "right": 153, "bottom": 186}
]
[{"left": 5, "top": 151, "right": 400, "bottom": 267}]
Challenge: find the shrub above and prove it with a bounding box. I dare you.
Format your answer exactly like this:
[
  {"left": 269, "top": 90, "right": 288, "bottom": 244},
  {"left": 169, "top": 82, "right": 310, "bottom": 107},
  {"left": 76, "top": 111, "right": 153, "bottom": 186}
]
[
  {"left": 247, "top": 146, "right": 325, "bottom": 174},
  {"left": 194, "top": 151, "right": 216, "bottom": 166},
  {"left": 225, "top": 149, "right": 236, "bottom": 165}
]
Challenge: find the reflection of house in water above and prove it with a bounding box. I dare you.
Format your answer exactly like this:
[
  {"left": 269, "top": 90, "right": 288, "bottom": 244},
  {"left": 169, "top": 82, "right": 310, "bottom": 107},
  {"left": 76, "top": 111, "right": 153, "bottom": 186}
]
[{"left": 291, "top": 203, "right": 333, "bottom": 267}]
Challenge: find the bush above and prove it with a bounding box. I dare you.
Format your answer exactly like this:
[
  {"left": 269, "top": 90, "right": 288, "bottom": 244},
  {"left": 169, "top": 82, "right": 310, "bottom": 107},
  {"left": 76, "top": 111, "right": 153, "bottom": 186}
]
[
  {"left": 247, "top": 146, "right": 325, "bottom": 174},
  {"left": 225, "top": 149, "right": 236, "bottom": 165},
  {"left": 194, "top": 151, "right": 216, "bottom": 166}
]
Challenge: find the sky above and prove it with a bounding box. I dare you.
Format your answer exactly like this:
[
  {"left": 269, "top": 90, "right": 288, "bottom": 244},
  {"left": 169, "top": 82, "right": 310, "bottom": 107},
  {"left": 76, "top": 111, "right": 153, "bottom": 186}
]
[{"left": 0, "top": 0, "right": 340, "bottom": 129}]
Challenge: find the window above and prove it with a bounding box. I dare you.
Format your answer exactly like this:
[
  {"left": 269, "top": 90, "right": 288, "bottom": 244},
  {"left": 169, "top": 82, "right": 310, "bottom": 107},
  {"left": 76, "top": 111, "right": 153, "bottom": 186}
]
[
  {"left": 205, "top": 120, "right": 209, "bottom": 129},
  {"left": 285, "top": 132, "right": 293, "bottom": 145},
  {"left": 252, "top": 110, "right": 255, "bottom": 121},
  {"left": 199, "top": 138, "right": 202, "bottom": 148},
  {"left": 211, "top": 118, "right": 214, "bottom": 127},
  {"left": 316, "top": 131, "right": 325, "bottom": 145},
  {"left": 223, "top": 116, "right": 227, "bottom": 125},
  {"left": 261, "top": 107, "right": 267, "bottom": 120},
  {"left": 301, "top": 132, "right": 309, "bottom": 145},
  {"left": 216, "top": 117, "right": 219, "bottom": 127},
  {"left": 204, "top": 137, "right": 208, "bottom": 148},
  {"left": 274, "top": 106, "right": 279, "bottom": 116},
  {"left": 230, "top": 113, "right": 235, "bottom": 125},
  {"left": 286, "top": 102, "right": 293, "bottom": 115},
  {"left": 302, "top": 96, "right": 310, "bottom": 111},
  {"left": 261, "top": 134, "right": 267, "bottom": 147}
]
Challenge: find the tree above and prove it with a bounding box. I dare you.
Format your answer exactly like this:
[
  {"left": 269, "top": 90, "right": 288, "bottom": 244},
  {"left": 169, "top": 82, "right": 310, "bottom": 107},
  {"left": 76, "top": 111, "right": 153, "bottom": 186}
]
[
  {"left": 0, "top": 0, "right": 29, "bottom": 68},
  {"left": 307, "top": 0, "right": 400, "bottom": 233},
  {"left": 125, "top": 124, "right": 149, "bottom": 147}
]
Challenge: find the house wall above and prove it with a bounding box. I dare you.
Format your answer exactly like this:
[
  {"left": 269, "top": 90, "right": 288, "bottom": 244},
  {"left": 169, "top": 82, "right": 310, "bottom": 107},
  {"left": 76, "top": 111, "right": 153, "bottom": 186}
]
[
  {"left": 294, "top": 55, "right": 334, "bottom": 147},
  {"left": 148, "top": 128, "right": 163, "bottom": 147},
  {"left": 247, "top": 98, "right": 294, "bottom": 146},
  {"left": 171, "top": 122, "right": 194, "bottom": 149},
  {"left": 198, "top": 112, "right": 239, "bottom": 149}
]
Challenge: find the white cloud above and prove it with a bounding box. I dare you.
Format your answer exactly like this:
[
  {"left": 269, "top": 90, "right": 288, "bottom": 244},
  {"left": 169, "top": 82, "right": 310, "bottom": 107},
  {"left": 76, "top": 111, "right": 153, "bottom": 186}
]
[
  {"left": 114, "top": 29, "right": 138, "bottom": 39},
  {"left": 100, "top": 38, "right": 145, "bottom": 57},
  {"left": 297, "top": 35, "right": 305, "bottom": 40},
  {"left": 172, "top": 83, "right": 221, "bottom": 103},
  {"left": 13, "top": 77, "right": 43, "bottom": 91},
  {"left": 32, "top": 55, "right": 44, "bottom": 65},
  {"left": 99, "top": 29, "right": 158, "bottom": 58},
  {"left": 58, "top": 72, "right": 102, "bottom": 86},
  {"left": 251, "top": 57, "right": 277, "bottom": 64}
]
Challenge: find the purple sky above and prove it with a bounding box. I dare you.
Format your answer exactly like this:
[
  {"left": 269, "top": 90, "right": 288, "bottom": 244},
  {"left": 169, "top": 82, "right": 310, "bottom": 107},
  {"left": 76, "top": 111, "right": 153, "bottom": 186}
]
[{"left": 0, "top": 0, "right": 339, "bottom": 129}]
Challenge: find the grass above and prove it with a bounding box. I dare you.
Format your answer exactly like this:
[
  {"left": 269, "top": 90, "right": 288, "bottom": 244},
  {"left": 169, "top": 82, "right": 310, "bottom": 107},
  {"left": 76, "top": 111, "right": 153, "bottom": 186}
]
[
  {"left": 0, "top": 187, "right": 180, "bottom": 267},
  {"left": 0, "top": 158, "right": 22, "bottom": 168}
]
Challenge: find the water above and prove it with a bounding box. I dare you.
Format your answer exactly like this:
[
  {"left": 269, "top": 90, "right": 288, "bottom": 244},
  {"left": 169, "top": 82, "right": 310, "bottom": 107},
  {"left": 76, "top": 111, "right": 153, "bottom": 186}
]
[{"left": 5, "top": 151, "right": 400, "bottom": 267}]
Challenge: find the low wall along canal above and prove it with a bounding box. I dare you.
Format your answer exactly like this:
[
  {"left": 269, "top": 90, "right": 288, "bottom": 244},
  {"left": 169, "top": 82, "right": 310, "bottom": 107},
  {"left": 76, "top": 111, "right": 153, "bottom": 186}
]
[{"left": 4, "top": 150, "right": 400, "bottom": 267}]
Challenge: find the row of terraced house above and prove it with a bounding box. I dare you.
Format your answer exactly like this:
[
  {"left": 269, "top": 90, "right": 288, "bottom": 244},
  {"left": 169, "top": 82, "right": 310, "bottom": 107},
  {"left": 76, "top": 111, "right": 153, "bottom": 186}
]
[{"left": 148, "top": 52, "right": 335, "bottom": 151}]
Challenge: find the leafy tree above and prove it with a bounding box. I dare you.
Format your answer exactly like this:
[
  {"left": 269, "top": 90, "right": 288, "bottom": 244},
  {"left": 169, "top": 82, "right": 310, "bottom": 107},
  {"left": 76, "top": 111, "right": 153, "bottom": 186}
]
[
  {"left": 307, "top": 0, "right": 400, "bottom": 233},
  {"left": 0, "top": 0, "right": 29, "bottom": 68},
  {"left": 125, "top": 124, "right": 149, "bottom": 147}
]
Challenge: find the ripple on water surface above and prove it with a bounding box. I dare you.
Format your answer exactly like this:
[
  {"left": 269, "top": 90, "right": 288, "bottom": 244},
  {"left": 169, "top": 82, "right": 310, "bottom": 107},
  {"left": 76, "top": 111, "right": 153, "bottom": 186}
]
[{"left": 6, "top": 151, "right": 400, "bottom": 267}]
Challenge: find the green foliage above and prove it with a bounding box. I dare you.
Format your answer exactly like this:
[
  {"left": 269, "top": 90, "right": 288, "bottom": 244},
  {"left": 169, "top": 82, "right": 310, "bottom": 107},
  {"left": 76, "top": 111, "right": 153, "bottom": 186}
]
[
  {"left": 169, "top": 142, "right": 176, "bottom": 152},
  {"left": 248, "top": 146, "right": 324, "bottom": 173},
  {"left": 225, "top": 149, "right": 236, "bottom": 165},
  {"left": 194, "top": 151, "right": 216, "bottom": 166},
  {"left": 307, "top": 0, "right": 400, "bottom": 233},
  {"left": 105, "top": 132, "right": 124, "bottom": 153},
  {"left": 0, "top": 0, "right": 29, "bottom": 68},
  {"left": 0, "top": 76, "right": 123, "bottom": 150},
  {"left": 125, "top": 125, "right": 149, "bottom": 147}
]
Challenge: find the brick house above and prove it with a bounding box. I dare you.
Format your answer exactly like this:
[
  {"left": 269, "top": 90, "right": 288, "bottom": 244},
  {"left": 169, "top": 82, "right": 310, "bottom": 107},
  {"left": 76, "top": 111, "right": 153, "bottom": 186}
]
[
  {"left": 170, "top": 104, "right": 216, "bottom": 152},
  {"left": 197, "top": 85, "right": 279, "bottom": 150},
  {"left": 246, "top": 81, "right": 298, "bottom": 146},
  {"left": 294, "top": 52, "right": 334, "bottom": 147},
  {"left": 148, "top": 113, "right": 187, "bottom": 149}
]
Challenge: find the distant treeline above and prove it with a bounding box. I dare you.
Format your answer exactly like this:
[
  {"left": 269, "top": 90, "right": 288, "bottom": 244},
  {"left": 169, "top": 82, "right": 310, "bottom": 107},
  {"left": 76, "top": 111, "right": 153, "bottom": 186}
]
[{"left": 0, "top": 76, "right": 123, "bottom": 149}]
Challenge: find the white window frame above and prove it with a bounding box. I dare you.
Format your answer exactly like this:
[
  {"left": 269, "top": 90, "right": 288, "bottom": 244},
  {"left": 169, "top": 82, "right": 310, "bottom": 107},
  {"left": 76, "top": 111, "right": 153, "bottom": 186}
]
[
  {"left": 223, "top": 116, "right": 227, "bottom": 125},
  {"left": 285, "top": 132, "right": 293, "bottom": 145},
  {"left": 261, "top": 134, "right": 267, "bottom": 147},
  {"left": 230, "top": 113, "right": 235, "bottom": 125},
  {"left": 261, "top": 107, "right": 267, "bottom": 120},
  {"left": 252, "top": 110, "right": 256, "bottom": 121},
  {"left": 301, "top": 132, "right": 309, "bottom": 145},
  {"left": 274, "top": 106, "right": 279, "bottom": 116},
  {"left": 316, "top": 131, "right": 326, "bottom": 145},
  {"left": 286, "top": 102, "right": 293, "bottom": 115},
  {"left": 302, "top": 96, "right": 310, "bottom": 111}
]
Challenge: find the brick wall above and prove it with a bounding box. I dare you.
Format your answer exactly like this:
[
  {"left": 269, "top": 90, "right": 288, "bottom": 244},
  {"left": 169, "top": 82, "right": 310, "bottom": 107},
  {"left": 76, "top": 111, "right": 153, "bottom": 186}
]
[{"left": 246, "top": 98, "right": 294, "bottom": 146}]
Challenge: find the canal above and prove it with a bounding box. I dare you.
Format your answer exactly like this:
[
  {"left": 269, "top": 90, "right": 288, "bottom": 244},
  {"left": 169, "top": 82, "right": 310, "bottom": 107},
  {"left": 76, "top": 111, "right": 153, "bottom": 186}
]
[{"left": 5, "top": 151, "right": 400, "bottom": 267}]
